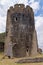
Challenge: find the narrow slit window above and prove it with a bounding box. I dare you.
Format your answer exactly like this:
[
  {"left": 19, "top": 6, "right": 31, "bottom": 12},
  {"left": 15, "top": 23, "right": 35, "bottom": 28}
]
[
  {"left": 16, "top": 17, "right": 17, "bottom": 21},
  {"left": 14, "top": 17, "right": 17, "bottom": 21}
]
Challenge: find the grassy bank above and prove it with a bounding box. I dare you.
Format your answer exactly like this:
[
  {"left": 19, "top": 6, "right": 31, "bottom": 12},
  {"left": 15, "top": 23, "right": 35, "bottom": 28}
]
[{"left": 0, "top": 52, "right": 43, "bottom": 65}]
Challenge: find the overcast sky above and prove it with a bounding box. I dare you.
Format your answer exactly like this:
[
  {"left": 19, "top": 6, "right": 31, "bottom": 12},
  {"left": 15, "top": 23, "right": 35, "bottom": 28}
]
[{"left": 0, "top": 0, "right": 43, "bottom": 51}]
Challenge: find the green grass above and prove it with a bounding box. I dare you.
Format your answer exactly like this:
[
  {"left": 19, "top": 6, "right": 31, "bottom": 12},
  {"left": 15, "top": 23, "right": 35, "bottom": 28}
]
[{"left": 0, "top": 52, "right": 43, "bottom": 65}]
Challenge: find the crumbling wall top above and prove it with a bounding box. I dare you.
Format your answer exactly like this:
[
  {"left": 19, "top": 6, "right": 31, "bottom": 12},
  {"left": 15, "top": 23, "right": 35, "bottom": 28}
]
[
  {"left": 14, "top": 4, "right": 25, "bottom": 8},
  {"left": 7, "top": 4, "right": 34, "bottom": 16}
]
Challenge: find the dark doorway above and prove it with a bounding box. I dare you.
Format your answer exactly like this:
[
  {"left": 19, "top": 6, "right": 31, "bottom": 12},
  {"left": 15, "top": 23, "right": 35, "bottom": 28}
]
[
  {"left": 26, "top": 46, "right": 29, "bottom": 52},
  {"left": 0, "top": 42, "right": 4, "bottom": 52}
]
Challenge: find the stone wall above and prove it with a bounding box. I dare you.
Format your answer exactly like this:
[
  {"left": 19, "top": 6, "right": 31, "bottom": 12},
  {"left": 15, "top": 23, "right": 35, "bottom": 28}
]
[{"left": 5, "top": 4, "right": 38, "bottom": 58}]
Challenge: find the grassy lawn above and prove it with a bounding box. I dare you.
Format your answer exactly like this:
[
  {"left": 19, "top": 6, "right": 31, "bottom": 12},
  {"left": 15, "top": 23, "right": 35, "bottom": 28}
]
[{"left": 0, "top": 52, "right": 43, "bottom": 65}]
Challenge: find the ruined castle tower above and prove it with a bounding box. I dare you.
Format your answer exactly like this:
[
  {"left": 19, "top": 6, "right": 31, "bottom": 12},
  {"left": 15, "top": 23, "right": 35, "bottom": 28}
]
[{"left": 5, "top": 4, "right": 38, "bottom": 58}]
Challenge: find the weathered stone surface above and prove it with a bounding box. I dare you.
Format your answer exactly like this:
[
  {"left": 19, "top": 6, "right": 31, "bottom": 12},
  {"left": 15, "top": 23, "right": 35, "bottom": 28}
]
[
  {"left": 16, "top": 57, "right": 43, "bottom": 63},
  {"left": 4, "top": 4, "right": 38, "bottom": 58}
]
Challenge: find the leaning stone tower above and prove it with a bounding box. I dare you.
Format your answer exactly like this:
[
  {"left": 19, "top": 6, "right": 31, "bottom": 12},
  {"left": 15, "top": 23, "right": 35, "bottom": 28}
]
[{"left": 5, "top": 4, "right": 38, "bottom": 58}]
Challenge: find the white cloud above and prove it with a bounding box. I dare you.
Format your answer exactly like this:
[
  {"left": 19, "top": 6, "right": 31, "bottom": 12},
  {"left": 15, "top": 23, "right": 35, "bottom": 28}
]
[
  {"left": 0, "top": 0, "right": 40, "bottom": 13},
  {"left": 35, "top": 16, "right": 43, "bottom": 50},
  {"left": 29, "top": 0, "right": 34, "bottom": 3},
  {"left": 0, "top": 0, "right": 18, "bottom": 9},
  {"left": 18, "top": 0, "right": 28, "bottom": 5},
  {"left": 0, "top": 15, "right": 6, "bottom": 33},
  {"left": 35, "top": 16, "right": 43, "bottom": 29},
  {"left": 0, "top": 6, "right": 6, "bottom": 16},
  {"left": 30, "top": 1, "right": 40, "bottom": 13},
  {"left": 0, "top": 0, "right": 9, "bottom": 5}
]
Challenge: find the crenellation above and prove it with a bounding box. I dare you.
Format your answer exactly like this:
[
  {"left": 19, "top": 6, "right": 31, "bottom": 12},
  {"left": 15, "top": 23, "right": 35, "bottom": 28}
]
[
  {"left": 7, "top": 9, "right": 10, "bottom": 13},
  {"left": 14, "top": 4, "right": 25, "bottom": 8},
  {"left": 9, "top": 6, "right": 14, "bottom": 14}
]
